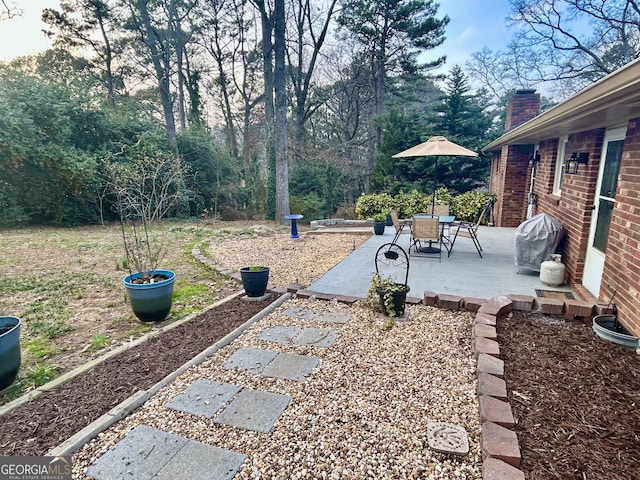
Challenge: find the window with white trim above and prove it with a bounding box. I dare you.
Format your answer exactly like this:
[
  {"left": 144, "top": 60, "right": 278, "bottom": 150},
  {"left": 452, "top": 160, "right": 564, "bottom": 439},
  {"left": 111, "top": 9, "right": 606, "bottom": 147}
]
[{"left": 553, "top": 136, "right": 568, "bottom": 195}]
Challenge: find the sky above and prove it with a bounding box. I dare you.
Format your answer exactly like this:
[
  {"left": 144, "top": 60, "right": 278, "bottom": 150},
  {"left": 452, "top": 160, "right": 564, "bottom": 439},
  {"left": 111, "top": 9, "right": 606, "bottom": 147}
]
[{"left": 0, "top": 0, "right": 514, "bottom": 71}]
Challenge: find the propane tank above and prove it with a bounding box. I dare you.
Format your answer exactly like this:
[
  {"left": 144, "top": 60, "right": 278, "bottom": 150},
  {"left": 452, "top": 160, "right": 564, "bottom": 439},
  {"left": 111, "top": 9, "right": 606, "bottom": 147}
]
[{"left": 540, "top": 254, "right": 566, "bottom": 286}]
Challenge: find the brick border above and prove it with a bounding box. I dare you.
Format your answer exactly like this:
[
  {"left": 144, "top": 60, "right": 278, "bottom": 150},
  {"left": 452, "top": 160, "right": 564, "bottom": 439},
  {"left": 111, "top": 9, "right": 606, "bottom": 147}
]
[{"left": 192, "top": 241, "right": 604, "bottom": 478}]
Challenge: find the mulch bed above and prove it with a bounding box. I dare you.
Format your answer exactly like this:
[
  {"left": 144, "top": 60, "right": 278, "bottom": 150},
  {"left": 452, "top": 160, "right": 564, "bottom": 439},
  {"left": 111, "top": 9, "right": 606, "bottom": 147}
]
[
  {"left": 498, "top": 312, "right": 640, "bottom": 479},
  {"left": 0, "top": 294, "right": 280, "bottom": 456}
]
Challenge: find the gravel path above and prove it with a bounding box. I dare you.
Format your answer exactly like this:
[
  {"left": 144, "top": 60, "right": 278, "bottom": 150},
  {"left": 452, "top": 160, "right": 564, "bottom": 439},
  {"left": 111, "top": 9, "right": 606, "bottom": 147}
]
[
  {"left": 206, "top": 229, "right": 369, "bottom": 288},
  {"left": 68, "top": 229, "right": 482, "bottom": 478},
  {"left": 72, "top": 298, "right": 482, "bottom": 479}
]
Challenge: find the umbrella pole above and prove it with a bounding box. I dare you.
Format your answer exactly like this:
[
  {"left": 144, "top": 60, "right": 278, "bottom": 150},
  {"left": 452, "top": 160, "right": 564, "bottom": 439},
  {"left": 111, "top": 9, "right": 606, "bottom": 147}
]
[
  {"left": 421, "top": 156, "right": 439, "bottom": 253},
  {"left": 431, "top": 156, "right": 438, "bottom": 215}
]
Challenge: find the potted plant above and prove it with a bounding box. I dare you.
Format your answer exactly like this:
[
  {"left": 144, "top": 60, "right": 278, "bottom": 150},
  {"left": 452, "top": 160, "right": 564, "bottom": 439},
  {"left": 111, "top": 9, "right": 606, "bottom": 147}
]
[
  {"left": 373, "top": 213, "right": 386, "bottom": 235},
  {"left": 0, "top": 316, "right": 21, "bottom": 390},
  {"left": 110, "top": 155, "right": 185, "bottom": 323},
  {"left": 384, "top": 209, "right": 394, "bottom": 226},
  {"left": 367, "top": 273, "right": 410, "bottom": 317},
  {"left": 240, "top": 266, "right": 270, "bottom": 297}
]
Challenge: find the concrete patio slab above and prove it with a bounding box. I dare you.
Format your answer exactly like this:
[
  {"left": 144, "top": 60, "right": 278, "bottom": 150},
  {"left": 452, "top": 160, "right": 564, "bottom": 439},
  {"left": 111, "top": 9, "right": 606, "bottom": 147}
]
[
  {"left": 164, "top": 379, "right": 242, "bottom": 419},
  {"left": 214, "top": 388, "right": 291, "bottom": 433},
  {"left": 307, "top": 226, "right": 578, "bottom": 300}
]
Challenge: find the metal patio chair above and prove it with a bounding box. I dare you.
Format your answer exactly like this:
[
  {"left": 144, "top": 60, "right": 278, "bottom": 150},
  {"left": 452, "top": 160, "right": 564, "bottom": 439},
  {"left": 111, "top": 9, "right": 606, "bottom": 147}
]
[{"left": 409, "top": 215, "right": 442, "bottom": 261}]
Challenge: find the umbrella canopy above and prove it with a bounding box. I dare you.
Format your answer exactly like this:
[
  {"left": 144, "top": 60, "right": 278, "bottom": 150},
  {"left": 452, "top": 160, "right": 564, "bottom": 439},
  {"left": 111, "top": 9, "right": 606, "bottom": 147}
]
[
  {"left": 392, "top": 135, "right": 478, "bottom": 158},
  {"left": 392, "top": 136, "right": 478, "bottom": 212}
]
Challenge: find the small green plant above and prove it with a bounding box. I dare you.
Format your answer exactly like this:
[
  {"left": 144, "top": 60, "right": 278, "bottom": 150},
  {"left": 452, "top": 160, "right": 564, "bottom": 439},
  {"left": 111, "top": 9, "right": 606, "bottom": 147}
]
[
  {"left": 367, "top": 273, "right": 408, "bottom": 318},
  {"left": 89, "top": 333, "right": 110, "bottom": 352},
  {"left": 25, "top": 338, "right": 56, "bottom": 359},
  {"left": 373, "top": 213, "right": 386, "bottom": 222},
  {"left": 381, "top": 319, "right": 394, "bottom": 331},
  {"left": 29, "top": 319, "right": 74, "bottom": 339},
  {"left": 248, "top": 265, "right": 267, "bottom": 271},
  {"left": 126, "top": 325, "right": 152, "bottom": 337},
  {"left": 27, "top": 363, "right": 61, "bottom": 387}
]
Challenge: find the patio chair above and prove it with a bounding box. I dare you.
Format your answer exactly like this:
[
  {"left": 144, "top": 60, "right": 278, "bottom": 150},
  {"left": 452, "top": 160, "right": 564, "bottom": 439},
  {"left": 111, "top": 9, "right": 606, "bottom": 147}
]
[
  {"left": 447, "top": 202, "right": 491, "bottom": 258},
  {"left": 390, "top": 210, "right": 410, "bottom": 245},
  {"left": 432, "top": 204, "right": 451, "bottom": 238},
  {"left": 409, "top": 215, "right": 442, "bottom": 261}
]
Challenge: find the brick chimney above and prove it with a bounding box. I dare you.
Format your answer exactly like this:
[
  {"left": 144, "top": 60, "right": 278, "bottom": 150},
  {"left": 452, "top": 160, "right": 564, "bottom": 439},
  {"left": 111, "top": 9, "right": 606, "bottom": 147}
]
[
  {"left": 491, "top": 89, "right": 541, "bottom": 228},
  {"left": 505, "top": 89, "right": 540, "bottom": 130}
]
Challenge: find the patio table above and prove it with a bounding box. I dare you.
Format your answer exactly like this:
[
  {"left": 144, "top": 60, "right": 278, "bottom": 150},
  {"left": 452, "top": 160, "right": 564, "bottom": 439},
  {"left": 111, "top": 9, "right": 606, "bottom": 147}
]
[{"left": 411, "top": 215, "right": 456, "bottom": 253}]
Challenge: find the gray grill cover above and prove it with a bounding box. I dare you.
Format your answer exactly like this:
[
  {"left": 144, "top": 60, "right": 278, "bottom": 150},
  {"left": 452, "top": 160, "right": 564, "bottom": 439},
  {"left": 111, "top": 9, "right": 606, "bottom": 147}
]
[{"left": 514, "top": 213, "right": 565, "bottom": 272}]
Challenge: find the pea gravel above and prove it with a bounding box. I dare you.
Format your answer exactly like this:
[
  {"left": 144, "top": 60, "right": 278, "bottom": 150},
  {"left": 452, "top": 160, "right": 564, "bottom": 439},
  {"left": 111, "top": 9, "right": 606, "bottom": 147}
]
[{"left": 72, "top": 230, "right": 482, "bottom": 479}]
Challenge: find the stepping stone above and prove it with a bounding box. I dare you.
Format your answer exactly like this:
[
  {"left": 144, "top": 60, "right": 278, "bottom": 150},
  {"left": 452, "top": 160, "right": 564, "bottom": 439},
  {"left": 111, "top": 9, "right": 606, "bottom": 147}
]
[
  {"left": 154, "top": 440, "right": 246, "bottom": 480},
  {"left": 293, "top": 327, "right": 339, "bottom": 347},
  {"left": 86, "top": 425, "right": 245, "bottom": 480},
  {"left": 426, "top": 422, "right": 469, "bottom": 456},
  {"left": 282, "top": 306, "right": 318, "bottom": 321},
  {"left": 258, "top": 326, "right": 302, "bottom": 344},
  {"left": 282, "top": 307, "right": 350, "bottom": 324},
  {"left": 215, "top": 388, "right": 291, "bottom": 433},
  {"left": 223, "top": 347, "right": 278, "bottom": 374},
  {"left": 261, "top": 352, "right": 321, "bottom": 381},
  {"left": 164, "top": 379, "right": 242, "bottom": 418}
]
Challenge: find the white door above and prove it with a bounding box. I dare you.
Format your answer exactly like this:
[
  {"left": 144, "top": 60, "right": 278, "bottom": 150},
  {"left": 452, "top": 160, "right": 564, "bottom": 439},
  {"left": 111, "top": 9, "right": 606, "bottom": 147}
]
[{"left": 582, "top": 128, "right": 626, "bottom": 296}]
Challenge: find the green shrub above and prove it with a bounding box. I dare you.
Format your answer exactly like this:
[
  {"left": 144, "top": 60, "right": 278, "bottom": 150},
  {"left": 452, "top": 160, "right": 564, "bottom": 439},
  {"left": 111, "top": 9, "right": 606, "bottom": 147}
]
[
  {"left": 355, "top": 193, "right": 394, "bottom": 219},
  {"left": 450, "top": 191, "right": 495, "bottom": 223},
  {"left": 354, "top": 188, "right": 494, "bottom": 222},
  {"left": 289, "top": 193, "right": 326, "bottom": 223}
]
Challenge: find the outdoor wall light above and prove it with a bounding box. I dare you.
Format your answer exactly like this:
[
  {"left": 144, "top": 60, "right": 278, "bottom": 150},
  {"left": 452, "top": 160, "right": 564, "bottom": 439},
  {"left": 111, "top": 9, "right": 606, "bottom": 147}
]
[
  {"left": 528, "top": 151, "right": 540, "bottom": 168},
  {"left": 565, "top": 152, "right": 589, "bottom": 174}
]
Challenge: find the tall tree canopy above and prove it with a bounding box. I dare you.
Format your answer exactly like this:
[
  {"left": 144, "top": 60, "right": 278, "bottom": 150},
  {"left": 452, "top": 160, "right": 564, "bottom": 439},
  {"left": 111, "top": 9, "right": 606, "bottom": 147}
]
[
  {"left": 468, "top": 0, "right": 640, "bottom": 99},
  {"left": 337, "top": 0, "right": 448, "bottom": 187}
]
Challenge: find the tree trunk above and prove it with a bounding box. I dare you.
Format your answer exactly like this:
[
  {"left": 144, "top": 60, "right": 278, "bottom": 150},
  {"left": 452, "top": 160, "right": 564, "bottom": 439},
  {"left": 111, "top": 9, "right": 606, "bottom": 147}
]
[
  {"left": 135, "top": 0, "right": 178, "bottom": 150},
  {"left": 273, "top": 0, "right": 289, "bottom": 222},
  {"left": 254, "top": 0, "right": 276, "bottom": 219}
]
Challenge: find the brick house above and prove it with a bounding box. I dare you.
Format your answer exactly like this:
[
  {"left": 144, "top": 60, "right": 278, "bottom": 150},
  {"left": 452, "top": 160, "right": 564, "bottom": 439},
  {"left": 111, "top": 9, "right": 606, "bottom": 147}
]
[{"left": 483, "top": 58, "right": 640, "bottom": 337}]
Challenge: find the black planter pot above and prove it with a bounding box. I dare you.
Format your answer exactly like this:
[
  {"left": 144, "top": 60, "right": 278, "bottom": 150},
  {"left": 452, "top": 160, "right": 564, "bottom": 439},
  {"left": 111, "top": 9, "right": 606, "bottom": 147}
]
[
  {"left": 240, "top": 267, "right": 270, "bottom": 297},
  {"left": 377, "top": 284, "right": 410, "bottom": 317},
  {"left": 373, "top": 221, "right": 386, "bottom": 235},
  {"left": 0, "top": 316, "right": 21, "bottom": 390},
  {"left": 385, "top": 214, "right": 393, "bottom": 226}
]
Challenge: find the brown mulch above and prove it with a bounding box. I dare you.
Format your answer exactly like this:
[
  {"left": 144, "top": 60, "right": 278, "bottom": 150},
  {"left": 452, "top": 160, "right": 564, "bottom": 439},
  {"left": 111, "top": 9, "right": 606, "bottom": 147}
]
[
  {"left": 498, "top": 312, "right": 640, "bottom": 480},
  {"left": 0, "top": 294, "right": 280, "bottom": 456}
]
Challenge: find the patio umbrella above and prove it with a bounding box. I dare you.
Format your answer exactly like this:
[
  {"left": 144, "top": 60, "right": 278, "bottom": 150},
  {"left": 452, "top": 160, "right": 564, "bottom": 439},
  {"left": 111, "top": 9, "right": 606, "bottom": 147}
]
[{"left": 392, "top": 135, "right": 478, "bottom": 212}]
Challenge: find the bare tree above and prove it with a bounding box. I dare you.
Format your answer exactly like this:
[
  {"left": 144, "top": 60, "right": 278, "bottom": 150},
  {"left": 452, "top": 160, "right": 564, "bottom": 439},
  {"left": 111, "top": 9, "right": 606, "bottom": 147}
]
[
  {"left": 469, "top": 0, "right": 640, "bottom": 99},
  {"left": 0, "top": 0, "right": 21, "bottom": 20},
  {"left": 43, "top": 0, "right": 124, "bottom": 106},
  {"left": 286, "top": 0, "right": 338, "bottom": 162}
]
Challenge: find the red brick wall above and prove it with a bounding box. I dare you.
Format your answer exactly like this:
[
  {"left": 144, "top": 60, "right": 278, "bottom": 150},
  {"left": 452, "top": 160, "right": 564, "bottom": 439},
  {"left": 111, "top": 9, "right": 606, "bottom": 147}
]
[
  {"left": 546, "top": 130, "right": 603, "bottom": 285},
  {"left": 492, "top": 91, "right": 541, "bottom": 226},
  {"left": 492, "top": 145, "right": 531, "bottom": 227},
  {"left": 493, "top": 91, "right": 640, "bottom": 336},
  {"left": 505, "top": 90, "right": 540, "bottom": 131},
  {"left": 600, "top": 119, "right": 640, "bottom": 336}
]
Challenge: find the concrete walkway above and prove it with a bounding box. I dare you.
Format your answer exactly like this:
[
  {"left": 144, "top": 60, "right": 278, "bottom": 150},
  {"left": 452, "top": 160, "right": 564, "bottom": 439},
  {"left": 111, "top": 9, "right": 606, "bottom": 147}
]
[{"left": 308, "top": 225, "right": 575, "bottom": 300}]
